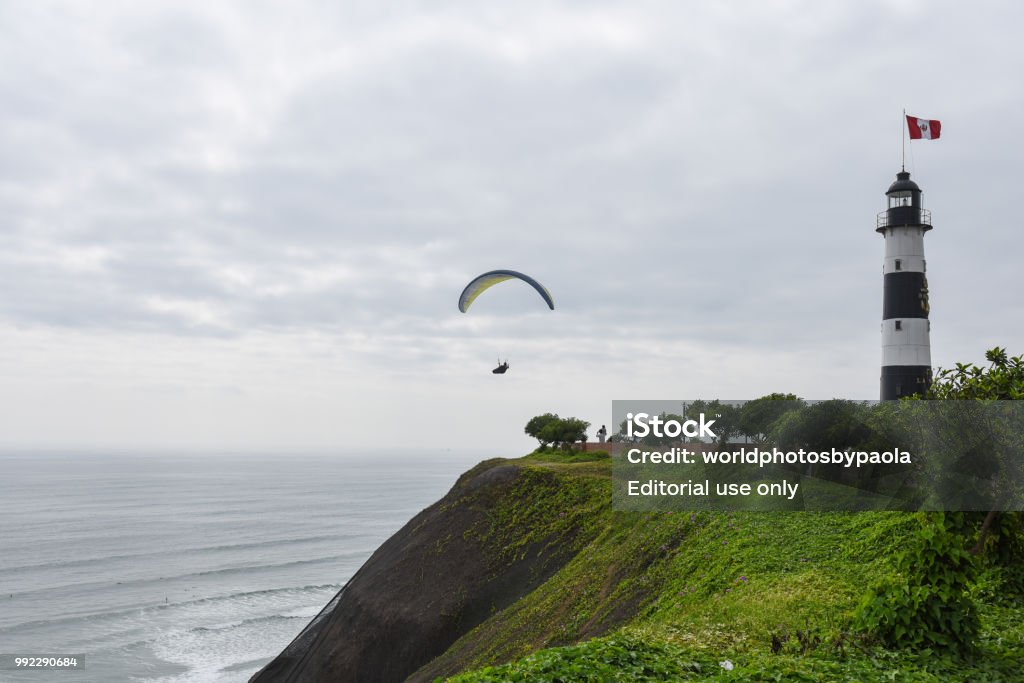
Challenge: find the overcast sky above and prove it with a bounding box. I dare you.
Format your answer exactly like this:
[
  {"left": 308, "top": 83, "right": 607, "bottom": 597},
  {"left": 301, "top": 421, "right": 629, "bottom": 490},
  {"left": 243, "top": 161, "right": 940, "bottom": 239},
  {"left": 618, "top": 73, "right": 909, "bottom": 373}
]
[{"left": 1, "top": 1, "right": 1021, "bottom": 453}]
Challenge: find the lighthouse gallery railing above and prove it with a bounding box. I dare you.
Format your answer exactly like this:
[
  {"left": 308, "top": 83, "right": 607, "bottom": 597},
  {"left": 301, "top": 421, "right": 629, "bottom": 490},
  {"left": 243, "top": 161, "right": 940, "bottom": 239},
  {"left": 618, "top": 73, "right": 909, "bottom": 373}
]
[{"left": 877, "top": 208, "right": 932, "bottom": 230}]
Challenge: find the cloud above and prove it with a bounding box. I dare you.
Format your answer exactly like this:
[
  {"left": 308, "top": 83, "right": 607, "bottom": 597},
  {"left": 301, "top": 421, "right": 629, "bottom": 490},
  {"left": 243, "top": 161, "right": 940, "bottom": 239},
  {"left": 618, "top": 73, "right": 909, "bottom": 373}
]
[{"left": 1, "top": 1, "right": 1022, "bottom": 449}]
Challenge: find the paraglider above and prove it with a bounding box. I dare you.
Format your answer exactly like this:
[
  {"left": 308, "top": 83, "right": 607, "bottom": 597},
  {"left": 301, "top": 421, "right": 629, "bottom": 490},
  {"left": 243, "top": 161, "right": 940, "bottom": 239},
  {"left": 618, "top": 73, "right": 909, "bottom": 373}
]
[
  {"left": 458, "top": 270, "right": 554, "bottom": 313},
  {"left": 458, "top": 270, "right": 553, "bottom": 375}
]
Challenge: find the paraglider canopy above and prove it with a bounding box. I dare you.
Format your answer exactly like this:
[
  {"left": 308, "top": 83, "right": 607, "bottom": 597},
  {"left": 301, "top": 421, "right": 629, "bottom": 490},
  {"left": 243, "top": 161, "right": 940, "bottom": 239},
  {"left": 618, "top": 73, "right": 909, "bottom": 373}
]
[{"left": 458, "top": 270, "right": 554, "bottom": 313}]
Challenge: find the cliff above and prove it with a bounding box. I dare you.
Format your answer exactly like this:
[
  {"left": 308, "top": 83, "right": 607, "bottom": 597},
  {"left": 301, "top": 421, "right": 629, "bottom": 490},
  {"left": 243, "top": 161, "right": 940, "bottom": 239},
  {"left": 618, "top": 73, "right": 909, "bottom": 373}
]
[
  {"left": 251, "top": 453, "right": 616, "bottom": 683},
  {"left": 253, "top": 453, "right": 1024, "bottom": 682}
]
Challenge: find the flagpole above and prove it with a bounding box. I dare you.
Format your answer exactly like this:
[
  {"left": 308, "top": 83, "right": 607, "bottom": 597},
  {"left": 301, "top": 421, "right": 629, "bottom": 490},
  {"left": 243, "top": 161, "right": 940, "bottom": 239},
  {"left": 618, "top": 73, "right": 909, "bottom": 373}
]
[{"left": 901, "top": 108, "right": 906, "bottom": 171}]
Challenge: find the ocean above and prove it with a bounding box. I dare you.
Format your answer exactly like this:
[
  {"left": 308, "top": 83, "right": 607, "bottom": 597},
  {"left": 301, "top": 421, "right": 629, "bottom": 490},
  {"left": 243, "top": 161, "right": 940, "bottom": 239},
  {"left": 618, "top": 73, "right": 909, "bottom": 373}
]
[{"left": 0, "top": 450, "right": 490, "bottom": 682}]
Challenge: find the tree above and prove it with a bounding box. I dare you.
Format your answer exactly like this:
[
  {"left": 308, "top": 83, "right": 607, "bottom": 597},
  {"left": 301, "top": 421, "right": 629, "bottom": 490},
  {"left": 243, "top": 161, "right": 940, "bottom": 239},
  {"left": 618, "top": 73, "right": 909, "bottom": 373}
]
[
  {"left": 768, "top": 399, "right": 872, "bottom": 453},
  {"left": 683, "top": 400, "right": 739, "bottom": 445},
  {"left": 525, "top": 414, "right": 591, "bottom": 451},
  {"left": 925, "top": 347, "right": 1024, "bottom": 556},
  {"left": 551, "top": 417, "right": 590, "bottom": 450},
  {"left": 642, "top": 412, "right": 687, "bottom": 446},
  {"left": 525, "top": 413, "right": 561, "bottom": 449},
  {"left": 737, "top": 393, "right": 805, "bottom": 444},
  {"left": 928, "top": 347, "right": 1024, "bottom": 400}
]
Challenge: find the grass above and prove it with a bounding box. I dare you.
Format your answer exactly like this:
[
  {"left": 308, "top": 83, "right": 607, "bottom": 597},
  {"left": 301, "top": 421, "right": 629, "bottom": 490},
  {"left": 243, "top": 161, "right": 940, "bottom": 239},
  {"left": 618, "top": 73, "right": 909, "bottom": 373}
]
[{"left": 418, "top": 453, "right": 1024, "bottom": 682}]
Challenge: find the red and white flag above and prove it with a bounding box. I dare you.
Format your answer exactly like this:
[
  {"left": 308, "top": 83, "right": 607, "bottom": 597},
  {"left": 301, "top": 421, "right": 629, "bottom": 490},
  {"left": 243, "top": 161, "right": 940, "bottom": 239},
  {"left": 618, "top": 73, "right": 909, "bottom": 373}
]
[{"left": 907, "top": 115, "right": 941, "bottom": 140}]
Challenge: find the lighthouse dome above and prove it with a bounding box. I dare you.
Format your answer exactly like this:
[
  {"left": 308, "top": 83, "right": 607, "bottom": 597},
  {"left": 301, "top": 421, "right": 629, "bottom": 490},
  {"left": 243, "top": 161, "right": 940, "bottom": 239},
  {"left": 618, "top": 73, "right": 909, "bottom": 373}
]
[{"left": 887, "top": 171, "right": 920, "bottom": 195}]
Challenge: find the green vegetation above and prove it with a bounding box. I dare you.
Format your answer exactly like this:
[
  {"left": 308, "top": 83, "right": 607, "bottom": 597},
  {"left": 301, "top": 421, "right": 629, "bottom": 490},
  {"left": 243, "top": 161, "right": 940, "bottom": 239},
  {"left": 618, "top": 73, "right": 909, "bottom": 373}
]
[
  {"left": 426, "top": 452, "right": 1022, "bottom": 681},
  {"left": 854, "top": 513, "right": 980, "bottom": 651},
  {"left": 849, "top": 347, "right": 1024, "bottom": 656},
  {"left": 927, "top": 347, "right": 1024, "bottom": 400},
  {"left": 684, "top": 400, "right": 740, "bottom": 446},
  {"left": 736, "top": 394, "right": 805, "bottom": 445},
  {"left": 448, "top": 628, "right": 1024, "bottom": 682},
  {"left": 427, "top": 465, "right": 1022, "bottom": 681},
  {"left": 422, "top": 349, "right": 1024, "bottom": 681},
  {"left": 451, "top": 634, "right": 705, "bottom": 682},
  {"left": 525, "top": 413, "right": 591, "bottom": 450}
]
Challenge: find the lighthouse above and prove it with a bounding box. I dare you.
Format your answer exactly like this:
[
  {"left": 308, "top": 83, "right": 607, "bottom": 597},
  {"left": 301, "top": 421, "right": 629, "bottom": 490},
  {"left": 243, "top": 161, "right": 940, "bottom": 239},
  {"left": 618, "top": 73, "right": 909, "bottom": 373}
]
[{"left": 877, "top": 170, "right": 932, "bottom": 399}]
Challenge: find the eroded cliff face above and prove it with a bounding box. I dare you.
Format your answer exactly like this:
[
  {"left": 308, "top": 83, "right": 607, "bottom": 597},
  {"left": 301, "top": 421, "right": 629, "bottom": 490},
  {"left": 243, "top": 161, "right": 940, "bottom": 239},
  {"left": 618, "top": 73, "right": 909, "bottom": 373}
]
[{"left": 251, "top": 457, "right": 609, "bottom": 683}]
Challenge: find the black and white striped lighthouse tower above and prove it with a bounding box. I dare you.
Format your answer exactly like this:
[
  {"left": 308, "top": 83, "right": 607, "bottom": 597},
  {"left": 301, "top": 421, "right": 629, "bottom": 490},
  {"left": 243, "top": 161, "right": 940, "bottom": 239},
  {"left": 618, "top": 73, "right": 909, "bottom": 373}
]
[{"left": 877, "top": 170, "right": 932, "bottom": 399}]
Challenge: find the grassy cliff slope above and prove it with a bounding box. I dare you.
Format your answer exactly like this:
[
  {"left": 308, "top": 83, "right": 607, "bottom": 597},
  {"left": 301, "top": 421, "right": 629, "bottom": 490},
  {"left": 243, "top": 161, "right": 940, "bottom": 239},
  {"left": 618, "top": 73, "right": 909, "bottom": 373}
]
[
  {"left": 254, "top": 452, "right": 1024, "bottom": 682},
  {"left": 429, "top": 454, "right": 1023, "bottom": 682}
]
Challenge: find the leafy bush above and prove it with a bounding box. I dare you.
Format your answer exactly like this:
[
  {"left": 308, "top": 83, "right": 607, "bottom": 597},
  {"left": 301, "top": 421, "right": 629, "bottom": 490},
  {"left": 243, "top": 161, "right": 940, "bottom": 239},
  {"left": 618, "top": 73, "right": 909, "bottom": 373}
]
[{"left": 855, "top": 514, "right": 979, "bottom": 651}]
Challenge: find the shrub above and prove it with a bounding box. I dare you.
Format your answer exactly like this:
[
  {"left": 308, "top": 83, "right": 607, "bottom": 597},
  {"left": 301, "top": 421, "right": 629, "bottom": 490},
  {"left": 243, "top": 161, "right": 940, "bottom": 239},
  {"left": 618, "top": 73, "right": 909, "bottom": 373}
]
[{"left": 854, "top": 514, "right": 979, "bottom": 651}]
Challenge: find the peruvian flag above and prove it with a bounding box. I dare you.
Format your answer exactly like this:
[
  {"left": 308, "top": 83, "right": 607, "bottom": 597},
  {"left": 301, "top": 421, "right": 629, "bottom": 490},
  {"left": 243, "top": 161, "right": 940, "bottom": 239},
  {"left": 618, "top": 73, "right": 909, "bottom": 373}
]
[{"left": 907, "top": 114, "right": 941, "bottom": 140}]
